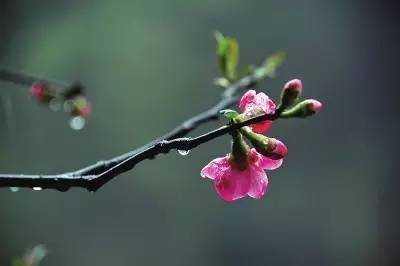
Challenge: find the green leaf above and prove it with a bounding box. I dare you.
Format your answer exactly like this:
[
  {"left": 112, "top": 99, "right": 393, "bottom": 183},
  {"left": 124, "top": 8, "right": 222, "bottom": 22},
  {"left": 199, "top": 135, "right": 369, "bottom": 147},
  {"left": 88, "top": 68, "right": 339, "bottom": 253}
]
[
  {"left": 213, "top": 77, "right": 230, "bottom": 88},
  {"left": 12, "top": 259, "right": 26, "bottom": 266},
  {"left": 215, "top": 31, "right": 239, "bottom": 81},
  {"left": 254, "top": 51, "right": 286, "bottom": 79},
  {"left": 238, "top": 64, "right": 256, "bottom": 78},
  {"left": 263, "top": 51, "right": 286, "bottom": 77},
  {"left": 12, "top": 245, "right": 47, "bottom": 266},
  {"left": 220, "top": 109, "right": 239, "bottom": 120},
  {"left": 29, "top": 245, "right": 47, "bottom": 263}
]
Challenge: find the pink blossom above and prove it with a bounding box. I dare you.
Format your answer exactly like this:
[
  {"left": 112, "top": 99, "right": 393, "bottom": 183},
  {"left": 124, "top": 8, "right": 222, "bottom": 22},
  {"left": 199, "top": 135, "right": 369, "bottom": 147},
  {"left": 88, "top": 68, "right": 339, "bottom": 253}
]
[
  {"left": 238, "top": 90, "right": 276, "bottom": 133},
  {"left": 30, "top": 83, "right": 46, "bottom": 102},
  {"left": 201, "top": 148, "right": 283, "bottom": 201}
]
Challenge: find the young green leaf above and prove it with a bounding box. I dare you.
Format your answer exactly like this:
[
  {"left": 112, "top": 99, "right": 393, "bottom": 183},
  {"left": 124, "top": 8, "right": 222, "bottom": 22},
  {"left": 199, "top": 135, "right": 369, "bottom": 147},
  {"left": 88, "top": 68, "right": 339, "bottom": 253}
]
[
  {"left": 12, "top": 245, "right": 47, "bottom": 266},
  {"left": 214, "top": 77, "right": 230, "bottom": 88},
  {"left": 215, "top": 31, "right": 239, "bottom": 81},
  {"left": 12, "top": 259, "right": 25, "bottom": 266},
  {"left": 238, "top": 64, "right": 256, "bottom": 79},
  {"left": 263, "top": 51, "right": 286, "bottom": 77},
  {"left": 254, "top": 51, "right": 286, "bottom": 79},
  {"left": 220, "top": 109, "right": 239, "bottom": 120}
]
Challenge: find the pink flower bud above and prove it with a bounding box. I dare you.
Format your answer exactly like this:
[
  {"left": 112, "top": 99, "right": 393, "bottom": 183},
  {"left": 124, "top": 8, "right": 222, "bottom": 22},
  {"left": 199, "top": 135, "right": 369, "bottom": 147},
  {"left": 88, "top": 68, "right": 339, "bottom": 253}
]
[
  {"left": 307, "top": 99, "right": 322, "bottom": 113},
  {"left": 280, "top": 98, "right": 323, "bottom": 118},
  {"left": 239, "top": 126, "right": 288, "bottom": 160},
  {"left": 70, "top": 96, "right": 92, "bottom": 118},
  {"left": 280, "top": 79, "right": 303, "bottom": 108},
  {"left": 78, "top": 102, "right": 92, "bottom": 117},
  {"left": 283, "top": 79, "right": 303, "bottom": 94},
  {"left": 30, "top": 83, "right": 46, "bottom": 102},
  {"left": 267, "top": 138, "right": 288, "bottom": 160}
]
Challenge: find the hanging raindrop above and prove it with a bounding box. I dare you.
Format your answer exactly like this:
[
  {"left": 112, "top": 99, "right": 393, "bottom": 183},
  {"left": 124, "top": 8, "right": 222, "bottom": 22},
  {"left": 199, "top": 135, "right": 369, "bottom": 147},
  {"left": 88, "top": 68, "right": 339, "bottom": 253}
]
[
  {"left": 69, "top": 116, "right": 86, "bottom": 130},
  {"left": 177, "top": 149, "right": 190, "bottom": 156}
]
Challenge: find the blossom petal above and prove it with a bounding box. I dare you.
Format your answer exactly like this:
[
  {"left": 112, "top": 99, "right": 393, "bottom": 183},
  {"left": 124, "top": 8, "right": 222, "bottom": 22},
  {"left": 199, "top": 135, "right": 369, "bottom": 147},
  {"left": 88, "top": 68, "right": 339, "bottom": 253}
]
[
  {"left": 259, "top": 157, "right": 283, "bottom": 170},
  {"left": 239, "top": 91, "right": 274, "bottom": 114},
  {"left": 200, "top": 156, "right": 230, "bottom": 180},
  {"left": 239, "top": 90, "right": 257, "bottom": 112},
  {"left": 239, "top": 90, "right": 276, "bottom": 133},
  {"left": 267, "top": 99, "right": 276, "bottom": 113},
  {"left": 214, "top": 168, "right": 251, "bottom": 202},
  {"left": 249, "top": 148, "right": 283, "bottom": 170},
  {"left": 247, "top": 168, "right": 268, "bottom": 199},
  {"left": 250, "top": 120, "right": 273, "bottom": 134},
  {"left": 254, "top": 92, "right": 269, "bottom": 112}
]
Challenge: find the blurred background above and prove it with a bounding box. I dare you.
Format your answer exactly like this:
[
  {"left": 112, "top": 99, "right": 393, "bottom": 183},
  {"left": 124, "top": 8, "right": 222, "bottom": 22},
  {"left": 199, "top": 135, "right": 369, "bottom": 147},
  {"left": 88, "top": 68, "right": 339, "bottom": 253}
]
[{"left": 0, "top": 0, "right": 399, "bottom": 265}]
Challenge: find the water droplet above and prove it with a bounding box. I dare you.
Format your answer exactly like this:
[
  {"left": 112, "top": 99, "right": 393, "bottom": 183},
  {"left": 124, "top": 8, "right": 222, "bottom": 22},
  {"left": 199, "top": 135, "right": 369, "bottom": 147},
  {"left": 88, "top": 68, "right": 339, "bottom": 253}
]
[
  {"left": 49, "top": 99, "right": 61, "bottom": 111},
  {"left": 33, "top": 187, "right": 42, "bottom": 191},
  {"left": 10, "top": 187, "right": 19, "bottom": 192},
  {"left": 69, "top": 116, "right": 86, "bottom": 130},
  {"left": 57, "top": 186, "right": 69, "bottom": 192},
  {"left": 177, "top": 149, "right": 190, "bottom": 156},
  {"left": 63, "top": 100, "right": 73, "bottom": 113}
]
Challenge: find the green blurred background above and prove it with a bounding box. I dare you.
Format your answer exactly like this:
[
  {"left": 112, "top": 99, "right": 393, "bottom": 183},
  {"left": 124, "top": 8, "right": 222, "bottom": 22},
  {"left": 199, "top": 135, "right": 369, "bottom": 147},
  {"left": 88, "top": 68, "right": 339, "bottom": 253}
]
[{"left": 0, "top": 0, "right": 399, "bottom": 265}]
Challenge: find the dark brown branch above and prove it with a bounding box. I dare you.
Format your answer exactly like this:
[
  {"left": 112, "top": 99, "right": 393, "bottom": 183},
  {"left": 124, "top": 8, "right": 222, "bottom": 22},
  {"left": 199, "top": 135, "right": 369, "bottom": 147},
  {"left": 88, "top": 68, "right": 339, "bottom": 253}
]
[
  {"left": 58, "top": 73, "right": 260, "bottom": 178},
  {"left": 0, "top": 112, "right": 278, "bottom": 191},
  {"left": 0, "top": 67, "right": 269, "bottom": 191}
]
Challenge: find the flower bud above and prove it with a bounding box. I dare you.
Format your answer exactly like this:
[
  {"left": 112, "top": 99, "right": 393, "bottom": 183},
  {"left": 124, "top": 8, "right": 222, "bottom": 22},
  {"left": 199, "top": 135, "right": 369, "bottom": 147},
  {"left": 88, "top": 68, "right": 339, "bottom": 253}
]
[
  {"left": 280, "top": 79, "right": 302, "bottom": 109},
  {"left": 266, "top": 138, "right": 288, "bottom": 160},
  {"left": 280, "top": 99, "right": 322, "bottom": 118},
  {"left": 307, "top": 99, "right": 322, "bottom": 113},
  {"left": 240, "top": 127, "right": 287, "bottom": 159},
  {"left": 69, "top": 96, "right": 92, "bottom": 118},
  {"left": 30, "top": 82, "right": 54, "bottom": 103}
]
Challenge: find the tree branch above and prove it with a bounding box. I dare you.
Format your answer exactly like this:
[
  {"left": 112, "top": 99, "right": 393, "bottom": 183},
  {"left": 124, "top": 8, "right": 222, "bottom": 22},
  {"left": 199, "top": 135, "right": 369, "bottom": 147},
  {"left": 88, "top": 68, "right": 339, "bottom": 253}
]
[
  {"left": 0, "top": 112, "right": 277, "bottom": 192},
  {"left": 0, "top": 69, "right": 269, "bottom": 191},
  {"left": 0, "top": 68, "right": 68, "bottom": 89}
]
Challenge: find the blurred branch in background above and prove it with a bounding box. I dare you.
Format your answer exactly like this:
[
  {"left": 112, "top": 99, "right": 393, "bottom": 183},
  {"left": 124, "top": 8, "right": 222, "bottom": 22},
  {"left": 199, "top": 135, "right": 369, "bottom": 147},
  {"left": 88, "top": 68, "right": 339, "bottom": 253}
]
[
  {"left": 0, "top": 69, "right": 92, "bottom": 130},
  {"left": 12, "top": 245, "right": 47, "bottom": 266},
  {"left": 0, "top": 68, "right": 67, "bottom": 87},
  {"left": 0, "top": 32, "right": 285, "bottom": 192}
]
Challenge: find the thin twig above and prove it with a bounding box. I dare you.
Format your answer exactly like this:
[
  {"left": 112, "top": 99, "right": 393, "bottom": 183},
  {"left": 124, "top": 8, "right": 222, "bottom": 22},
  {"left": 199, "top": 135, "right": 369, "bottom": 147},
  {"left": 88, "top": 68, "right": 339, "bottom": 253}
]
[{"left": 0, "top": 68, "right": 268, "bottom": 191}]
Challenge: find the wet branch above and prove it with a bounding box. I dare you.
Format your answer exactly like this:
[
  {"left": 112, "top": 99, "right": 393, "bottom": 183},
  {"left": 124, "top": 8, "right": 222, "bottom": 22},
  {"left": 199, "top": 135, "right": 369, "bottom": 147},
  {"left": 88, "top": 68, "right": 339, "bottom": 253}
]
[
  {"left": 0, "top": 112, "right": 278, "bottom": 191},
  {"left": 0, "top": 69, "right": 270, "bottom": 191}
]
